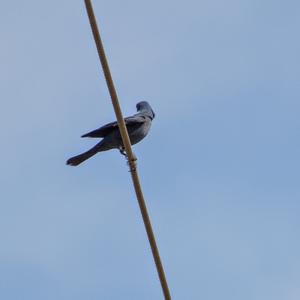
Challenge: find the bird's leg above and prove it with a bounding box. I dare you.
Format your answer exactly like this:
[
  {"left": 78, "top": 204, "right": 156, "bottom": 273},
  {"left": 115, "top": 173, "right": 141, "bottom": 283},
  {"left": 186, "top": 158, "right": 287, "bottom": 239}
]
[
  {"left": 119, "top": 146, "right": 127, "bottom": 157},
  {"left": 119, "top": 146, "right": 137, "bottom": 171}
]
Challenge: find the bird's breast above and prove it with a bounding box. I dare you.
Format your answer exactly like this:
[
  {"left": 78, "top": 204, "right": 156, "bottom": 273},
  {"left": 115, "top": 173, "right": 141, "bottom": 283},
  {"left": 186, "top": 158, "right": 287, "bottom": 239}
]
[{"left": 129, "top": 119, "right": 152, "bottom": 145}]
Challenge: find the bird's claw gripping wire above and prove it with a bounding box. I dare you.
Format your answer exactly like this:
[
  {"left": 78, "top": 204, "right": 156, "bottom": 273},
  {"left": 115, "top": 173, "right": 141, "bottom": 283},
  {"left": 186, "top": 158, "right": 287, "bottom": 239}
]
[
  {"left": 119, "top": 147, "right": 137, "bottom": 171},
  {"left": 128, "top": 155, "right": 137, "bottom": 172}
]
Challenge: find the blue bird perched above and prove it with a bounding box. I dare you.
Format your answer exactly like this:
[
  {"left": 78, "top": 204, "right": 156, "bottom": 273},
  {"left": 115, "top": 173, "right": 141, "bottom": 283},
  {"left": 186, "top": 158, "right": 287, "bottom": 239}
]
[{"left": 66, "top": 101, "right": 155, "bottom": 166}]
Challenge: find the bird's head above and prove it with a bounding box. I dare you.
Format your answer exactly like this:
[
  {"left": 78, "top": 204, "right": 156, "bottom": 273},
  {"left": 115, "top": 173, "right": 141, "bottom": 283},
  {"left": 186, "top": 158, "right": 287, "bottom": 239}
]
[{"left": 136, "top": 101, "right": 155, "bottom": 120}]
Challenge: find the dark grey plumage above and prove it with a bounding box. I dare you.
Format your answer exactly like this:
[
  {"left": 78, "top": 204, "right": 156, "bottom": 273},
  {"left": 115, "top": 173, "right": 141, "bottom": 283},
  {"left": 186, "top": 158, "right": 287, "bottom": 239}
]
[{"left": 66, "top": 101, "right": 155, "bottom": 166}]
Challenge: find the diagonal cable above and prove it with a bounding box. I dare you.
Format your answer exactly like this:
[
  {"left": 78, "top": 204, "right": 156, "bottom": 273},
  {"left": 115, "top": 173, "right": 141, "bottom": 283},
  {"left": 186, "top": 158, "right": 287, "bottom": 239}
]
[{"left": 83, "top": 1, "right": 172, "bottom": 299}]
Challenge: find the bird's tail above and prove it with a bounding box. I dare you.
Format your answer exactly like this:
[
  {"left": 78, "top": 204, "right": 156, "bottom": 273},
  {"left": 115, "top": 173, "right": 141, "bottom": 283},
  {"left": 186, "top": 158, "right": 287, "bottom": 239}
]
[{"left": 66, "top": 147, "right": 99, "bottom": 166}]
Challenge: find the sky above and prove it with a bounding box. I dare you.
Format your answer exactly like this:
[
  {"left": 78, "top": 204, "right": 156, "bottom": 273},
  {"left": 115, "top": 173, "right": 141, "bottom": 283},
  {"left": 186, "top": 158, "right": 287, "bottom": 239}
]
[{"left": 1, "top": 0, "right": 300, "bottom": 299}]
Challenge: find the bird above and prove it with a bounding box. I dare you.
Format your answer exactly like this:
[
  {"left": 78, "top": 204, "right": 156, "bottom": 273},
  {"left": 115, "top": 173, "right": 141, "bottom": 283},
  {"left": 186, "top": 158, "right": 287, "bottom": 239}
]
[{"left": 66, "top": 101, "right": 155, "bottom": 166}]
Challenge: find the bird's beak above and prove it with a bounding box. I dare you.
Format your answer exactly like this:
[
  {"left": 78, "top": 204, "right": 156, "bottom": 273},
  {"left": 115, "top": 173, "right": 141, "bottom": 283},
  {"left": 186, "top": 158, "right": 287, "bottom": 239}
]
[{"left": 151, "top": 109, "right": 155, "bottom": 119}]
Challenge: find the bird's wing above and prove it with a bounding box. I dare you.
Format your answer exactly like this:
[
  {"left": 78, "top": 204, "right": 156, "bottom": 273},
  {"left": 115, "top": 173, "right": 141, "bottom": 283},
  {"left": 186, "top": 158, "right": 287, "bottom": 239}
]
[{"left": 81, "top": 115, "right": 146, "bottom": 138}]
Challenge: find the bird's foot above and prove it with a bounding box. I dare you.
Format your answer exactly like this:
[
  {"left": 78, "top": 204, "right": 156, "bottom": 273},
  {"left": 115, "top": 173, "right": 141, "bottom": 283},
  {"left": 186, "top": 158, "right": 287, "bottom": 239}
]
[
  {"left": 127, "top": 153, "right": 137, "bottom": 172},
  {"left": 130, "top": 153, "right": 137, "bottom": 162},
  {"left": 119, "top": 147, "right": 127, "bottom": 157},
  {"left": 119, "top": 147, "right": 137, "bottom": 171}
]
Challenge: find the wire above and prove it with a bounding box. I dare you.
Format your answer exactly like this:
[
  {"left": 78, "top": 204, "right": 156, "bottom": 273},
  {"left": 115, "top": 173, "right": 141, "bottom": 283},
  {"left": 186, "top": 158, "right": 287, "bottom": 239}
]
[{"left": 83, "top": 1, "right": 172, "bottom": 299}]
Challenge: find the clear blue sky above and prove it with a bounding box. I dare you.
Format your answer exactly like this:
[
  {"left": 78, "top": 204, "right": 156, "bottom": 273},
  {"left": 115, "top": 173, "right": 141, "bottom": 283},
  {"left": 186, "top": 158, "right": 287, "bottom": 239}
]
[{"left": 1, "top": 0, "right": 300, "bottom": 299}]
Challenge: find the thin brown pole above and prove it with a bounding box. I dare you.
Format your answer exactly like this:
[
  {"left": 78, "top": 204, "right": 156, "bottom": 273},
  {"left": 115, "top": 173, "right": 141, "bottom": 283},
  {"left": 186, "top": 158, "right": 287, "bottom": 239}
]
[{"left": 83, "top": 1, "right": 172, "bottom": 299}]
